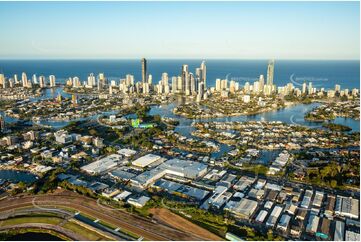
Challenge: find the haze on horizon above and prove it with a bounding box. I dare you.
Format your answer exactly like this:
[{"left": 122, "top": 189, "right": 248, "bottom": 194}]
[{"left": 0, "top": 1, "right": 359, "bottom": 60}]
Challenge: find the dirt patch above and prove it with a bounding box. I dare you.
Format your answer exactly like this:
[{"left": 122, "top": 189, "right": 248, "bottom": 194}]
[{"left": 149, "top": 208, "right": 223, "bottom": 241}]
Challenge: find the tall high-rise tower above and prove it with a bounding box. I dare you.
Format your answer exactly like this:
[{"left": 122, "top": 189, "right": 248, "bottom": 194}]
[
  {"left": 141, "top": 58, "right": 147, "bottom": 83},
  {"left": 200, "top": 60, "right": 207, "bottom": 89},
  {"left": 266, "top": 59, "right": 275, "bottom": 86},
  {"left": 181, "top": 64, "right": 189, "bottom": 93}
]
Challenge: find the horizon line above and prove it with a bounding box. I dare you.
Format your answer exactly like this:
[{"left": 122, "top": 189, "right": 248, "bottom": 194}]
[{"left": 0, "top": 57, "right": 359, "bottom": 61}]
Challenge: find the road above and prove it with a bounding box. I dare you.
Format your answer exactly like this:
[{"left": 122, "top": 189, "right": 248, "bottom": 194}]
[{"left": 0, "top": 189, "right": 212, "bottom": 241}]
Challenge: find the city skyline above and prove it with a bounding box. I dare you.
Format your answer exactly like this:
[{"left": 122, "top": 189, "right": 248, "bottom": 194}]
[{"left": 0, "top": 1, "right": 359, "bottom": 60}]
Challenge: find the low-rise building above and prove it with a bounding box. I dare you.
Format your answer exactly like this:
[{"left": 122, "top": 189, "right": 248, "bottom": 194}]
[
  {"left": 335, "top": 196, "right": 359, "bottom": 219},
  {"left": 306, "top": 214, "right": 320, "bottom": 234},
  {"left": 127, "top": 195, "right": 150, "bottom": 208},
  {"left": 277, "top": 214, "right": 291, "bottom": 231},
  {"left": 334, "top": 220, "right": 345, "bottom": 241},
  {"left": 132, "top": 154, "right": 162, "bottom": 168},
  {"left": 266, "top": 205, "right": 283, "bottom": 227},
  {"left": 255, "top": 210, "right": 268, "bottom": 223},
  {"left": 81, "top": 154, "right": 122, "bottom": 175},
  {"left": 345, "top": 230, "right": 360, "bottom": 241},
  {"left": 224, "top": 198, "right": 258, "bottom": 219}
]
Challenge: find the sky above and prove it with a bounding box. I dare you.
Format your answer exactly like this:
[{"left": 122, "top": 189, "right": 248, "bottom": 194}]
[{"left": 0, "top": 1, "right": 359, "bottom": 60}]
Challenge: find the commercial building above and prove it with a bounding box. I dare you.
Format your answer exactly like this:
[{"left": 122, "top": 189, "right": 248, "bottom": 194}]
[
  {"left": 131, "top": 159, "right": 208, "bottom": 188},
  {"left": 153, "top": 179, "right": 209, "bottom": 201},
  {"left": 335, "top": 196, "right": 359, "bottom": 219},
  {"left": 234, "top": 176, "right": 256, "bottom": 191},
  {"left": 316, "top": 218, "right": 331, "bottom": 240},
  {"left": 345, "top": 230, "right": 360, "bottom": 241},
  {"left": 117, "top": 148, "right": 137, "bottom": 157},
  {"left": 132, "top": 154, "right": 162, "bottom": 168},
  {"left": 277, "top": 214, "right": 291, "bottom": 231},
  {"left": 334, "top": 220, "right": 345, "bottom": 241},
  {"left": 266, "top": 205, "right": 283, "bottom": 227},
  {"left": 301, "top": 189, "right": 313, "bottom": 209},
  {"left": 306, "top": 214, "right": 320, "bottom": 234},
  {"left": 127, "top": 195, "right": 150, "bottom": 208},
  {"left": 224, "top": 198, "right": 258, "bottom": 219},
  {"left": 109, "top": 168, "right": 136, "bottom": 181},
  {"left": 313, "top": 191, "right": 324, "bottom": 207},
  {"left": 325, "top": 195, "right": 336, "bottom": 218},
  {"left": 255, "top": 210, "right": 268, "bottom": 223},
  {"left": 290, "top": 219, "right": 303, "bottom": 238},
  {"left": 81, "top": 154, "right": 122, "bottom": 175}
]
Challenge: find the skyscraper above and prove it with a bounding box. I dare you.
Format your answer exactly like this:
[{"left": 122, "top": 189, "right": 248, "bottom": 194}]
[
  {"left": 200, "top": 60, "right": 207, "bottom": 89},
  {"left": 141, "top": 58, "right": 147, "bottom": 83},
  {"left": 259, "top": 75, "right": 265, "bottom": 93},
  {"left": 21, "top": 72, "right": 28, "bottom": 88},
  {"left": 266, "top": 60, "right": 275, "bottom": 86},
  {"left": 87, "top": 73, "right": 96, "bottom": 87},
  {"left": 39, "top": 75, "right": 46, "bottom": 88},
  {"left": 49, "top": 75, "right": 56, "bottom": 87},
  {"left": 182, "top": 64, "right": 189, "bottom": 93}
]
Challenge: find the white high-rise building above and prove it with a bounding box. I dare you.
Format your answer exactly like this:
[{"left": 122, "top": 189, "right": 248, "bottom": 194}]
[
  {"left": 32, "top": 74, "right": 38, "bottom": 84},
  {"left": 215, "top": 79, "right": 221, "bottom": 91},
  {"left": 302, "top": 82, "right": 307, "bottom": 94},
  {"left": 39, "top": 75, "right": 46, "bottom": 88},
  {"left": 259, "top": 75, "right": 265, "bottom": 93},
  {"left": 253, "top": 81, "right": 260, "bottom": 93},
  {"left": 171, "top": 76, "right": 177, "bottom": 93},
  {"left": 229, "top": 80, "right": 236, "bottom": 93},
  {"left": 87, "top": 73, "right": 96, "bottom": 87},
  {"left": 308, "top": 82, "right": 313, "bottom": 95},
  {"left": 161, "top": 73, "right": 168, "bottom": 86},
  {"left": 200, "top": 60, "right": 207, "bottom": 90},
  {"left": 49, "top": 75, "right": 56, "bottom": 87},
  {"left": 267, "top": 59, "right": 275, "bottom": 86},
  {"left": 73, "top": 77, "right": 81, "bottom": 88},
  {"left": 177, "top": 76, "right": 182, "bottom": 91},
  {"left": 221, "top": 79, "right": 228, "bottom": 90},
  {"left": 21, "top": 72, "right": 28, "bottom": 88},
  {"left": 14, "top": 74, "right": 18, "bottom": 84},
  {"left": 197, "top": 82, "right": 204, "bottom": 102}
]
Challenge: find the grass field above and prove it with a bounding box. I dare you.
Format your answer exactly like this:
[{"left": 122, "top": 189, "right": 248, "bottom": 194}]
[
  {"left": 0, "top": 216, "right": 63, "bottom": 227},
  {"left": 62, "top": 220, "right": 110, "bottom": 241}
]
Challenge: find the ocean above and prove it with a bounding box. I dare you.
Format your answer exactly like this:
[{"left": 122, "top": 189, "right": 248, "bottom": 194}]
[{"left": 0, "top": 59, "right": 359, "bottom": 90}]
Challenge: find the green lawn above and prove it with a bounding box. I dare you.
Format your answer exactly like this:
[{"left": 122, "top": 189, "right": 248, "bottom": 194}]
[
  {"left": 0, "top": 216, "right": 63, "bottom": 227},
  {"left": 62, "top": 220, "right": 110, "bottom": 241}
]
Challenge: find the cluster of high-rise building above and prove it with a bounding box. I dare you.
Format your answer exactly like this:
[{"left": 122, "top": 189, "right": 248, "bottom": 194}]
[
  {"left": 214, "top": 60, "right": 276, "bottom": 97},
  {"left": 213, "top": 60, "right": 358, "bottom": 99},
  {"left": 3, "top": 73, "right": 55, "bottom": 89},
  {"left": 1, "top": 59, "right": 358, "bottom": 101},
  {"left": 63, "top": 58, "right": 208, "bottom": 101},
  {"left": 0, "top": 72, "right": 56, "bottom": 89}
]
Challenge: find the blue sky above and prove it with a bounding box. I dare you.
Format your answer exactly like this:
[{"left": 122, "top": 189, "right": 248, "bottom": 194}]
[{"left": 0, "top": 1, "right": 359, "bottom": 59}]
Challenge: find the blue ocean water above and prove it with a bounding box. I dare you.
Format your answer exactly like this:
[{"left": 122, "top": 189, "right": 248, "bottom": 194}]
[{"left": 0, "top": 59, "right": 359, "bottom": 90}]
